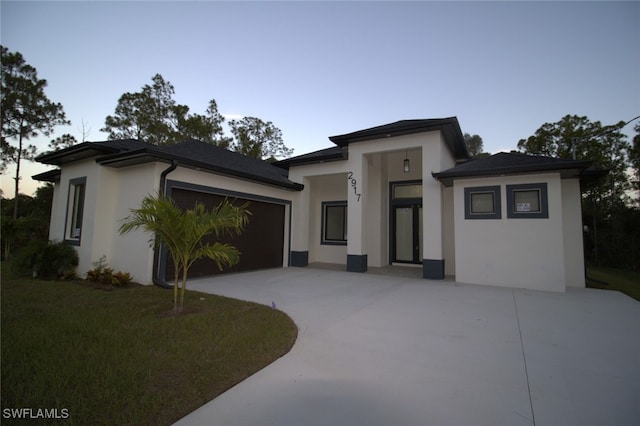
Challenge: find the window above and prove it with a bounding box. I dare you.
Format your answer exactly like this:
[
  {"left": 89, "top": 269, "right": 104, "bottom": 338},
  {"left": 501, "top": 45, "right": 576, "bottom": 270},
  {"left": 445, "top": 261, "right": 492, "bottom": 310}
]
[
  {"left": 464, "top": 186, "right": 501, "bottom": 219},
  {"left": 321, "top": 201, "right": 347, "bottom": 245},
  {"left": 393, "top": 183, "right": 422, "bottom": 199},
  {"left": 65, "top": 177, "right": 86, "bottom": 245},
  {"left": 506, "top": 183, "right": 548, "bottom": 218}
]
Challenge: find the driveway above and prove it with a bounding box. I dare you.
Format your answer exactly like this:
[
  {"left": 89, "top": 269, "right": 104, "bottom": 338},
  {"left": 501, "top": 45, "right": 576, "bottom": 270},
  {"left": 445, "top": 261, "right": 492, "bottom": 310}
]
[{"left": 174, "top": 267, "right": 640, "bottom": 426}]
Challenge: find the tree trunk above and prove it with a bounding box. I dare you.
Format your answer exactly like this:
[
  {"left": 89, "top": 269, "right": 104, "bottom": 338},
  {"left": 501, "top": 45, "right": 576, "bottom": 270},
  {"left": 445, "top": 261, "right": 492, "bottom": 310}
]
[
  {"left": 173, "top": 262, "right": 180, "bottom": 313},
  {"left": 179, "top": 267, "right": 188, "bottom": 313},
  {"left": 13, "top": 133, "right": 23, "bottom": 220}
]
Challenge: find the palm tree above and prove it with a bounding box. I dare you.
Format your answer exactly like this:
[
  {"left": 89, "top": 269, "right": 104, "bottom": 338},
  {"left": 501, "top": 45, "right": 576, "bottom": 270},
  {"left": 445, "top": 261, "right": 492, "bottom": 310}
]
[{"left": 119, "top": 193, "right": 250, "bottom": 313}]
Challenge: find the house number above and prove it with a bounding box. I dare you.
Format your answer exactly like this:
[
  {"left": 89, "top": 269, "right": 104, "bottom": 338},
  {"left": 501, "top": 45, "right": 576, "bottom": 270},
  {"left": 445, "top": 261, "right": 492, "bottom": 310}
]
[{"left": 347, "top": 171, "right": 362, "bottom": 202}]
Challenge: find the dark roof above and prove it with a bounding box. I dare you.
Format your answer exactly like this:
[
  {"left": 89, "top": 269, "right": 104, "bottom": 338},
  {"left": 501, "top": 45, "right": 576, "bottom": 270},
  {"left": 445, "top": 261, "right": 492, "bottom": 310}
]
[
  {"left": 329, "top": 117, "right": 468, "bottom": 159},
  {"left": 275, "top": 146, "right": 346, "bottom": 168},
  {"left": 34, "top": 139, "right": 303, "bottom": 191},
  {"left": 432, "top": 152, "right": 602, "bottom": 186},
  {"left": 36, "top": 139, "right": 152, "bottom": 165},
  {"left": 31, "top": 169, "right": 61, "bottom": 183}
]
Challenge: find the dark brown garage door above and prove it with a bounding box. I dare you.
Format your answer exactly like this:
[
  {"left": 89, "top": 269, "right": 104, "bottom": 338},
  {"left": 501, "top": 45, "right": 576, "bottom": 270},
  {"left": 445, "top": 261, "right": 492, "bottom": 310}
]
[{"left": 166, "top": 188, "right": 285, "bottom": 280}]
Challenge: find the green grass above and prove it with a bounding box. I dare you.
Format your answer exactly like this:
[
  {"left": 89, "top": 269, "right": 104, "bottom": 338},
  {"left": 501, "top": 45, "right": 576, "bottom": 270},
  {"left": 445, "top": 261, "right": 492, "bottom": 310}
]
[
  {"left": 1, "top": 267, "right": 297, "bottom": 425},
  {"left": 586, "top": 265, "right": 640, "bottom": 302}
]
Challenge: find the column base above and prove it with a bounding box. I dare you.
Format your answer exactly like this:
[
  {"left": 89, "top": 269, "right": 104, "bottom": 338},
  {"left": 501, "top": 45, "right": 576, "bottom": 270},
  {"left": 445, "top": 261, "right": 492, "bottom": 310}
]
[
  {"left": 347, "top": 254, "right": 368, "bottom": 273},
  {"left": 291, "top": 251, "right": 309, "bottom": 267},
  {"left": 423, "top": 259, "right": 444, "bottom": 279}
]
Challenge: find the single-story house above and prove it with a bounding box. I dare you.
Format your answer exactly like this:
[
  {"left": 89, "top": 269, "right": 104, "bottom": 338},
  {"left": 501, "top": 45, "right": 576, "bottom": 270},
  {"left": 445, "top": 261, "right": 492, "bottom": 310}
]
[{"left": 34, "top": 117, "right": 602, "bottom": 292}]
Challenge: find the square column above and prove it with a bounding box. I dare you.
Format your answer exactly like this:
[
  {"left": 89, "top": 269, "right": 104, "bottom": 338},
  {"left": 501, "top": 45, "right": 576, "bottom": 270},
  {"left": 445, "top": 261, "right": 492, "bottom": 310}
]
[
  {"left": 346, "top": 150, "right": 368, "bottom": 272},
  {"left": 422, "top": 142, "right": 444, "bottom": 279},
  {"left": 290, "top": 177, "right": 310, "bottom": 266}
]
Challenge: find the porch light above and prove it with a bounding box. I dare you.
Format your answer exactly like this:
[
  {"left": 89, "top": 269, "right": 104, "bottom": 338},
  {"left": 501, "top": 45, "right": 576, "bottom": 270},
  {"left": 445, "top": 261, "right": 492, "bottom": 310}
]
[{"left": 403, "top": 151, "right": 410, "bottom": 173}]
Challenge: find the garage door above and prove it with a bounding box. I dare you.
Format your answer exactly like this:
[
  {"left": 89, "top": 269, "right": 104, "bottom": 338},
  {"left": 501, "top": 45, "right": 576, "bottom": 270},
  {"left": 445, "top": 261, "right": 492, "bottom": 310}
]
[{"left": 166, "top": 188, "right": 286, "bottom": 280}]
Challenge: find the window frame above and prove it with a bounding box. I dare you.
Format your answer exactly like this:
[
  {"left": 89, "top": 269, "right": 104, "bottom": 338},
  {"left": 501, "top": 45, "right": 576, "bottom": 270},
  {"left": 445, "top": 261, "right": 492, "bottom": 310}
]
[
  {"left": 506, "top": 183, "right": 549, "bottom": 219},
  {"left": 64, "top": 177, "right": 87, "bottom": 246},
  {"left": 321, "top": 201, "right": 347, "bottom": 245},
  {"left": 464, "top": 185, "right": 501, "bottom": 220}
]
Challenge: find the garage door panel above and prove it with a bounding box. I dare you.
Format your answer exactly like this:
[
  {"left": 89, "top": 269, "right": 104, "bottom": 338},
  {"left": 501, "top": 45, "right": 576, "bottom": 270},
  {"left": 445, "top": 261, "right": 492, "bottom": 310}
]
[{"left": 166, "top": 188, "right": 285, "bottom": 280}]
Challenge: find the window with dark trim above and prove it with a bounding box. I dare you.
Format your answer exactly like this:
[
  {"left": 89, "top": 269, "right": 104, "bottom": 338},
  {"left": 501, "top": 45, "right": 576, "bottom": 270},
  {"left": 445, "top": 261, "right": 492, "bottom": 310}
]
[
  {"left": 464, "top": 185, "right": 501, "bottom": 219},
  {"left": 506, "top": 183, "right": 548, "bottom": 218},
  {"left": 65, "top": 177, "right": 86, "bottom": 245},
  {"left": 321, "top": 201, "right": 347, "bottom": 245}
]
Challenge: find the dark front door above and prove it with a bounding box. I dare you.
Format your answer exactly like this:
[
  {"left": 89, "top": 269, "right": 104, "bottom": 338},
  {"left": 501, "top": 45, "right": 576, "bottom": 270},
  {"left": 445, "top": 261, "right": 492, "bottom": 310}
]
[{"left": 392, "top": 204, "right": 422, "bottom": 264}]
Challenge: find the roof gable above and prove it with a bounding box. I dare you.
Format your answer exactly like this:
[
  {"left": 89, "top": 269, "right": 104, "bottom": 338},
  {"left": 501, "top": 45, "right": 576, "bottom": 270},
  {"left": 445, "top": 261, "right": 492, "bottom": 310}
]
[{"left": 328, "top": 117, "right": 468, "bottom": 159}]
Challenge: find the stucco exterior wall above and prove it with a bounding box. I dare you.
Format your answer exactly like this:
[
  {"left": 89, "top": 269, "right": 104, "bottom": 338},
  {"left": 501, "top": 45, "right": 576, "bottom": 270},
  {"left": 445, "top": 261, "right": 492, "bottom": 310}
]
[
  {"left": 108, "top": 163, "right": 162, "bottom": 284},
  {"left": 453, "top": 173, "right": 567, "bottom": 292},
  {"left": 562, "top": 178, "right": 586, "bottom": 288}
]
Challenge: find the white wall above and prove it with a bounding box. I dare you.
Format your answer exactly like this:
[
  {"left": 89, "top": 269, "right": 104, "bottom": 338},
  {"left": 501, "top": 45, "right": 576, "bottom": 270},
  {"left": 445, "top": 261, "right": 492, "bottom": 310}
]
[
  {"left": 562, "top": 178, "right": 586, "bottom": 288},
  {"left": 454, "top": 173, "right": 567, "bottom": 292},
  {"left": 109, "top": 163, "right": 162, "bottom": 284}
]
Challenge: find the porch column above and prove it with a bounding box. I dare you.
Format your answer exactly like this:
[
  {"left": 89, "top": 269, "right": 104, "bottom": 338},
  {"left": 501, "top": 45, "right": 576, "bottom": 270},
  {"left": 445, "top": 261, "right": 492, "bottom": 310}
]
[
  {"left": 422, "top": 145, "right": 444, "bottom": 279},
  {"left": 346, "top": 150, "right": 368, "bottom": 272},
  {"left": 290, "top": 177, "right": 310, "bottom": 266}
]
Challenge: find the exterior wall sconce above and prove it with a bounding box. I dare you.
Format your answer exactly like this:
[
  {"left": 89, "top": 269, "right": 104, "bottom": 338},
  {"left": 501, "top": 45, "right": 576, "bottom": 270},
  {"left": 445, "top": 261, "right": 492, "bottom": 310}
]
[{"left": 403, "top": 151, "right": 410, "bottom": 173}]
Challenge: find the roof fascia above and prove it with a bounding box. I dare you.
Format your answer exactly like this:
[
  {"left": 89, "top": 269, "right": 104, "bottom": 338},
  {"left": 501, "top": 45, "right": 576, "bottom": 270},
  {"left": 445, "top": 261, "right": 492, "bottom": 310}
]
[{"left": 36, "top": 142, "right": 121, "bottom": 165}]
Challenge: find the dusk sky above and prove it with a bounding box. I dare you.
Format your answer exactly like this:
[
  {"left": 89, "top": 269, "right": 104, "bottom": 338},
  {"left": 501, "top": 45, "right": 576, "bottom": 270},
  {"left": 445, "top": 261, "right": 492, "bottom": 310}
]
[{"left": 1, "top": 1, "right": 638, "bottom": 196}]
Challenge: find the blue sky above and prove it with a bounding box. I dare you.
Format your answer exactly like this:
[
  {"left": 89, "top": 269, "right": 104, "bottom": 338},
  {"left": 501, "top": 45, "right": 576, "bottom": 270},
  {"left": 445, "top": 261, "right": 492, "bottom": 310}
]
[{"left": 1, "top": 1, "right": 638, "bottom": 196}]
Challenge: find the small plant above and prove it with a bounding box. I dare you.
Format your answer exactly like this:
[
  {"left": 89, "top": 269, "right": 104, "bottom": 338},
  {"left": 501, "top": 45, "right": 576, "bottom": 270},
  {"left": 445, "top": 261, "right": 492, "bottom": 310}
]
[
  {"left": 86, "top": 256, "right": 132, "bottom": 287},
  {"left": 87, "top": 256, "right": 107, "bottom": 281},
  {"left": 112, "top": 271, "right": 133, "bottom": 287}
]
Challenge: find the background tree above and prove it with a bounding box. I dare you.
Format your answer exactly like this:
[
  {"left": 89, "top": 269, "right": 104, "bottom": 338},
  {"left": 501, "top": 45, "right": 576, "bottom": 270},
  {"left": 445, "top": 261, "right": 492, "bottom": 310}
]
[
  {"left": 1, "top": 45, "right": 69, "bottom": 218},
  {"left": 174, "top": 99, "right": 232, "bottom": 147},
  {"left": 463, "top": 133, "right": 488, "bottom": 157},
  {"left": 517, "top": 114, "right": 637, "bottom": 269},
  {"left": 1, "top": 183, "right": 53, "bottom": 260},
  {"left": 48, "top": 133, "right": 78, "bottom": 151},
  {"left": 229, "top": 116, "right": 293, "bottom": 160},
  {"left": 119, "top": 194, "right": 250, "bottom": 313},
  {"left": 102, "top": 74, "right": 176, "bottom": 145},
  {"left": 629, "top": 123, "right": 640, "bottom": 195},
  {"left": 102, "top": 75, "right": 230, "bottom": 146}
]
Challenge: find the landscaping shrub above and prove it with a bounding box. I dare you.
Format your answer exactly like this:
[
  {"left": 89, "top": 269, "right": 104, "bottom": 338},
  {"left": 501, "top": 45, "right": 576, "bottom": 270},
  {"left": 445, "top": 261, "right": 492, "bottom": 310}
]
[
  {"left": 87, "top": 256, "right": 133, "bottom": 287},
  {"left": 13, "top": 240, "right": 78, "bottom": 280}
]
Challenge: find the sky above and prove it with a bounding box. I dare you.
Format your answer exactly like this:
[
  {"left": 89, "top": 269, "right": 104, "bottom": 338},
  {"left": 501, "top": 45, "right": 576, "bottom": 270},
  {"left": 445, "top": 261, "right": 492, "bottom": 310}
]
[{"left": 1, "top": 0, "right": 638, "bottom": 196}]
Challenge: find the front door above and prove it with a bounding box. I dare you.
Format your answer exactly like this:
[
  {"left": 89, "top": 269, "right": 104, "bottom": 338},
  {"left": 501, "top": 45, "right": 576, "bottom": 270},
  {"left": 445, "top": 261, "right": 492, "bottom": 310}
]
[{"left": 393, "top": 204, "right": 423, "bottom": 264}]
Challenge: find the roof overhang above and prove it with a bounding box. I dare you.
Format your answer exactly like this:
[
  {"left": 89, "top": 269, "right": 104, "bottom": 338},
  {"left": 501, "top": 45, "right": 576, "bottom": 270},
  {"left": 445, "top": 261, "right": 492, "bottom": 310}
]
[
  {"left": 32, "top": 169, "right": 61, "bottom": 183},
  {"left": 36, "top": 142, "right": 122, "bottom": 166},
  {"left": 97, "top": 149, "right": 304, "bottom": 191},
  {"left": 432, "top": 156, "right": 603, "bottom": 187}
]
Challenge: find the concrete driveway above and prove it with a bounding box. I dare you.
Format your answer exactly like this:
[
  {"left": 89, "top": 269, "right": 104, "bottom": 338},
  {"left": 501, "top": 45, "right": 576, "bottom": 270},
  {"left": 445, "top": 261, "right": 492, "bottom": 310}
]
[{"left": 174, "top": 267, "right": 640, "bottom": 426}]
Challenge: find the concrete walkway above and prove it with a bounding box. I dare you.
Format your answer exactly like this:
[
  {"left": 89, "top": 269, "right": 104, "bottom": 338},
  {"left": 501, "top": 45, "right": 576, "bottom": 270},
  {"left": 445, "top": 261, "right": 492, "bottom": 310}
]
[{"left": 174, "top": 268, "right": 640, "bottom": 426}]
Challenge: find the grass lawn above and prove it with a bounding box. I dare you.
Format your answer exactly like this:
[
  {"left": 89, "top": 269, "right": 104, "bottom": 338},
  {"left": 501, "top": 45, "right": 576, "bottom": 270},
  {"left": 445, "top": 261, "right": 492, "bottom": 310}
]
[
  {"left": 586, "top": 265, "right": 640, "bottom": 302},
  {"left": 1, "top": 267, "right": 298, "bottom": 425}
]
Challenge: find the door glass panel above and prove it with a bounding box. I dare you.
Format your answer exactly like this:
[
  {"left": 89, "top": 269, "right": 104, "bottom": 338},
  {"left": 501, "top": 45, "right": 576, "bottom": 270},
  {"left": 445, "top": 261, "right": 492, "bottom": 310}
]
[
  {"left": 395, "top": 207, "right": 414, "bottom": 261},
  {"left": 393, "top": 184, "right": 422, "bottom": 199}
]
